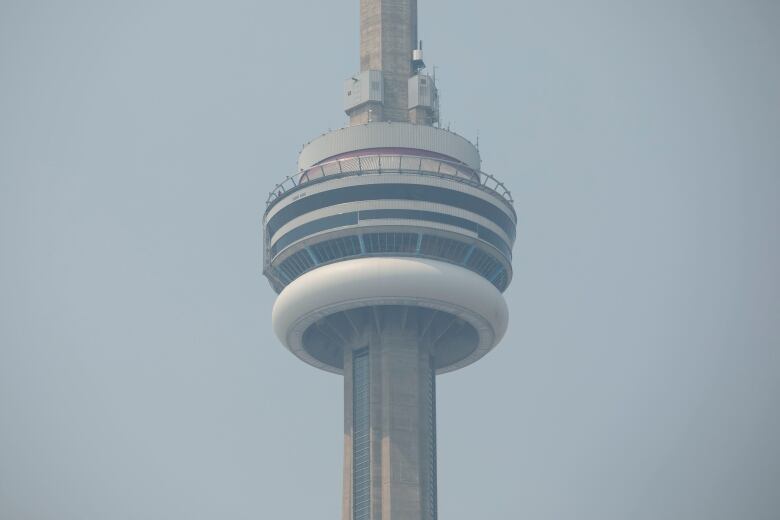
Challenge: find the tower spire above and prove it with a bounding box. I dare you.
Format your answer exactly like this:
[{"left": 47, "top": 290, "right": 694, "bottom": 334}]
[
  {"left": 355, "top": 0, "right": 417, "bottom": 123},
  {"left": 345, "top": 0, "right": 437, "bottom": 126}
]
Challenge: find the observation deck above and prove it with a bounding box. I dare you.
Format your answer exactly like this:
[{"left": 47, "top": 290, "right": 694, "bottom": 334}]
[
  {"left": 264, "top": 123, "right": 515, "bottom": 375},
  {"left": 263, "top": 123, "right": 516, "bottom": 295}
]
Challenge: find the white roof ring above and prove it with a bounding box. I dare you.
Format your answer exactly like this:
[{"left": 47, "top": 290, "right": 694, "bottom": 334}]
[{"left": 298, "top": 122, "right": 482, "bottom": 171}]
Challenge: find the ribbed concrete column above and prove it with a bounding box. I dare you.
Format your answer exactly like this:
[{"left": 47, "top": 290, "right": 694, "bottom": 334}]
[
  {"left": 352, "top": 0, "right": 418, "bottom": 124},
  {"left": 342, "top": 308, "right": 438, "bottom": 520}
]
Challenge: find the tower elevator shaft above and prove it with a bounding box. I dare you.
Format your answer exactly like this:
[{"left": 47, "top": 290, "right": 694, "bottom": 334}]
[{"left": 338, "top": 307, "right": 438, "bottom": 520}]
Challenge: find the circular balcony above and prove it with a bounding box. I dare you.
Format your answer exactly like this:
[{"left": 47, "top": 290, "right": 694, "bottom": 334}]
[{"left": 267, "top": 153, "right": 513, "bottom": 209}]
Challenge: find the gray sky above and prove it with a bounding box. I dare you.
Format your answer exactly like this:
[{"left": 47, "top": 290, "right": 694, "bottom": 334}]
[{"left": 1, "top": 1, "right": 779, "bottom": 519}]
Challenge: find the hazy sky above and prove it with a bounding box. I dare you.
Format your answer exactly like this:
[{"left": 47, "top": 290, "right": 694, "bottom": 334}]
[{"left": 1, "top": 1, "right": 779, "bottom": 519}]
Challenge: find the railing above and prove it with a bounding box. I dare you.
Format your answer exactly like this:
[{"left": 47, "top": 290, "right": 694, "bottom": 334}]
[{"left": 265, "top": 154, "right": 514, "bottom": 209}]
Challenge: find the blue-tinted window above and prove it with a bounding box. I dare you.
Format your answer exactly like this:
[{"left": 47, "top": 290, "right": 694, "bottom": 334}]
[
  {"left": 418, "top": 235, "right": 470, "bottom": 263},
  {"left": 273, "top": 233, "right": 508, "bottom": 293},
  {"left": 466, "top": 248, "right": 502, "bottom": 279},
  {"left": 425, "top": 357, "right": 438, "bottom": 520},
  {"left": 271, "top": 209, "right": 511, "bottom": 260},
  {"left": 311, "top": 235, "right": 362, "bottom": 263},
  {"left": 353, "top": 348, "right": 370, "bottom": 520},
  {"left": 278, "top": 249, "right": 315, "bottom": 280},
  {"left": 270, "top": 212, "right": 357, "bottom": 256},
  {"left": 363, "top": 232, "right": 418, "bottom": 254}
]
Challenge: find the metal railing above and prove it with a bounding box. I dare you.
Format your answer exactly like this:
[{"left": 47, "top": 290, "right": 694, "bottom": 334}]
[{"left": 265, "top": 154, "right": 514, "bottom": 210}]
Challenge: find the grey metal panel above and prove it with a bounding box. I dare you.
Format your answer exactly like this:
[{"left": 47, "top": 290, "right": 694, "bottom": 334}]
[
  {"left": 408, "top": 74, "right": 435, "bottom": 109},
  {"left": 298, "top": 123, "right": 481, "bottom": 171},
  {"left": 344, "top": 70, "right": 384, "bottom": 111}
]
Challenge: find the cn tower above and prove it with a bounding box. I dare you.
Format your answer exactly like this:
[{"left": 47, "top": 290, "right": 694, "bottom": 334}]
[{"left": 262, "top": 1, "right": 515, "bottom": 518}]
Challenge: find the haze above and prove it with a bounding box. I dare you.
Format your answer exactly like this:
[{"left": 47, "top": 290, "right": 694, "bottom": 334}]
[{"left": 1, "top": 1, "right": 778, "bottom": 519}]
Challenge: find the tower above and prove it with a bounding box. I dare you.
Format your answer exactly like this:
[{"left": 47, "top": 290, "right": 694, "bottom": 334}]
[{"left": 262, "top": 1, "right": 515, "bottom": 518}]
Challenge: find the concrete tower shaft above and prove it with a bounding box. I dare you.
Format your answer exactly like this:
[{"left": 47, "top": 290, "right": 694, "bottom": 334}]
[
  {"left": 341, "top": 311, "right": 437, "bottom": 520},
  {"left": 271, "top": 258, "right": 508, "bottom": 520},
  {"left": 355, "top": 0, "right": 417, "bottom": 124},
  {"left": 360, "top": 0, "right": 418, "bottom": 75},
  {"left": 263, "top": 2, "right": 514, "bottom": 519}
]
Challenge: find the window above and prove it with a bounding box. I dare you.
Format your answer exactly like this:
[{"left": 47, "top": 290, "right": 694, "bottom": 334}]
[
  {"left": 418, "top": 235, "right": 471, "bottom": 263},
  {"left": 352, "top": 348, "right": 370, "bottom": 520},
  {"left": 267, "top": 184, "right": 516, "bottom": 241},
  {"left": 425, "top": 357, "right": 438, "bottom": 520},
  {"left": 310, "top": 235, "right": 362, "bottom": 263},
  {"left": 362, "top": 232, "right": 418, "bottom": 254},
  {"left": 270, "top": 212, "right": 358, "bottom": 256},
  {"left": 277, "top": 250, "right": 315, "bottom": 280},
  {"left": 275, "top": 232, "right": 509, "bottom": 292}
]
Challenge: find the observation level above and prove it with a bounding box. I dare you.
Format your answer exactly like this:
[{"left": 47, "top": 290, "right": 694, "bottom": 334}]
[
  {"left": 261, "top": 1, "right": 515, "bottom": 519},
  {"left": 264, "top": 123, "right": 514, "bottom": 294},
  {"left": 263, "top": 122, "right": 515, "bottom": 374}
]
